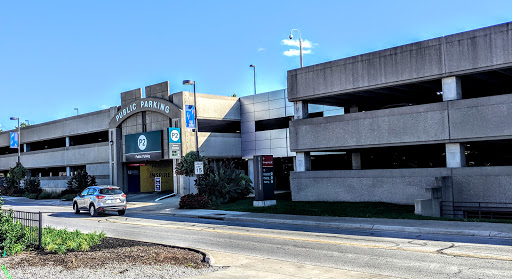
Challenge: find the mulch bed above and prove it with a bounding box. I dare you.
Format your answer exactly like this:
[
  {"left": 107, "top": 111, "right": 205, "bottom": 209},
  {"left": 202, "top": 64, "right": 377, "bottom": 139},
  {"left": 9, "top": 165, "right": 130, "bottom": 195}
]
[{"left": 1, "top": 237, "right": 209, "bottom": 269}]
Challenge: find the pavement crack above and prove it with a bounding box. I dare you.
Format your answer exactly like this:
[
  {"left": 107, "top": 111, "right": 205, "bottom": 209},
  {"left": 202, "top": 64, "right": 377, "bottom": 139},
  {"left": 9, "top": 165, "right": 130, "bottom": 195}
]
[{"left": 435, "top": 243, "right": 456, "bottom": 255}]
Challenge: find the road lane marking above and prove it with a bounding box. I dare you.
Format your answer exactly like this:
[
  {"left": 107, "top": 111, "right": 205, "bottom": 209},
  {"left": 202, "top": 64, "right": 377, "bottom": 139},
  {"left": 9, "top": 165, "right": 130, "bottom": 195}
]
[{"left": 100, "top": 217, "right": 512, "bottom": 262}]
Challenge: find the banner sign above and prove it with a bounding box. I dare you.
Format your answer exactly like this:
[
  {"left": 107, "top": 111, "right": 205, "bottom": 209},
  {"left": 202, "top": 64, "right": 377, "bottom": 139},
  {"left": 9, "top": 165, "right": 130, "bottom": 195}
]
[
  {"left": 125, "top": 130, "right": 162, "bottom": 162},
  {"left": 9, "top": 132, "right": 18, "bottom": 149},
  {"left": 168, "top": 128, "right": 182, "bottom": 159},
  {"left": 185, "top": 105, "right": 196, "bottom": 129}
]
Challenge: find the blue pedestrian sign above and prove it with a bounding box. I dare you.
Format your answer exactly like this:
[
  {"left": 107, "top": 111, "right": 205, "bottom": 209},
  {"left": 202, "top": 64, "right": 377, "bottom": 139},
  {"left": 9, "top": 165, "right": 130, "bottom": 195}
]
[
  {"left": 10, "top": 132, "right": 18, "bottom": 149},
  {"left": 185, "top": 105, "right": 196, "bottom": 129}
]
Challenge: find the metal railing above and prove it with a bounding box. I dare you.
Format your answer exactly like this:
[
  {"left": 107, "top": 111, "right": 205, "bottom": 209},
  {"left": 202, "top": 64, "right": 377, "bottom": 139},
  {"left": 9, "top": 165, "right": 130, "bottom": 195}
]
[
  {"left": 1, "top": 209, "right": 42, "bottom": 248},
  {"left": 441, "top": 201, "right": 512, "bottom": 220}
]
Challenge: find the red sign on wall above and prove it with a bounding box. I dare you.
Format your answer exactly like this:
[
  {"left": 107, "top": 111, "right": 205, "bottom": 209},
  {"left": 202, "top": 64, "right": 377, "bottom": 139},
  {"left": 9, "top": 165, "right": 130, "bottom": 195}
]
[{"left": 262, "top": 155, "right": 273, "bottom": 167}]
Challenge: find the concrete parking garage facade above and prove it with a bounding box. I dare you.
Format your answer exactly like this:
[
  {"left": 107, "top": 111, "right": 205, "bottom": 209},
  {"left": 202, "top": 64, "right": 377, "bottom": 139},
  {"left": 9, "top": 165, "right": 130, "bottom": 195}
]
[{"left": 287, "top": 22, "right": 512, "bottom": 216}]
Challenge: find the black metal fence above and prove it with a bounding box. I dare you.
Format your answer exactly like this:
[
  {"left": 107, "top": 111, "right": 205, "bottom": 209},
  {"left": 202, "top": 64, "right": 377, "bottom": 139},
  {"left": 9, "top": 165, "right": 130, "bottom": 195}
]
[
  {"left": 1, "top": 209, "right": 42, "bottom": 248},
  {"left": 441, "top": 201, "right": 512, "bottom": 220}
]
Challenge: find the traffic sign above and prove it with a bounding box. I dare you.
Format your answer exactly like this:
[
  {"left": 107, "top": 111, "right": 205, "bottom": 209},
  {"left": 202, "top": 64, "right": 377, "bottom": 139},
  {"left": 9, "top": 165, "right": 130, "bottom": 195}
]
[{"left": 194, "top": 161, "right": 204, "bottom": 175}]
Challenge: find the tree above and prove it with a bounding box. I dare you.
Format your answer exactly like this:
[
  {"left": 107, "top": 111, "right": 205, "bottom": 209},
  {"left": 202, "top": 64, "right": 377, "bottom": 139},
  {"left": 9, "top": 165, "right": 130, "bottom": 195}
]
[
  {"left": 20, "top": 122, "right": 29, "bottom": 128},
  {"left": 65, "top": 170, "right": 97, "bottom": 194},
  {"left": 5, "top": 162, "right": 28, "bottom": 189},
  {"left": 175, "top": 151, "right": 208, "bottom": 177}
]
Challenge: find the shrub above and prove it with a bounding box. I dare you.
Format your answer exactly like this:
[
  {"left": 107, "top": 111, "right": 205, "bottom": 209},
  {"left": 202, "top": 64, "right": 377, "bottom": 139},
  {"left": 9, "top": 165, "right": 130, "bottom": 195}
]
[
  {"left": 179, "top": 193, "right": 211, "bottom": 209},
  {"left": 38, "top": 191, "right": 61, "bottom": 199},
  {"left": 59, "top": 194, "right": 76, "bottom": 201},
  {"left": 175, "top": 151, "right": 208, "bottom": 177},
  {"left": 196, "top": 161, "right": 252, "bottom": 205},
  {"left": 24, "top": 177, "right": 42, "bottom": 195},
  {"left": 66, "top": 170, "right": 97, "bottom": 194},
  {"left": 42, "top": 227, "right": 105, "bottom": 254},
  {"left": 0, "top": 210, "right": 34, "bottom": 255}
]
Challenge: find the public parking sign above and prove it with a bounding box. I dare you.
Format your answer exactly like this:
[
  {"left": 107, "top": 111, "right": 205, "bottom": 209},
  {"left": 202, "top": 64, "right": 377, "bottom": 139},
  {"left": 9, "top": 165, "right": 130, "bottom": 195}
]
[
  {"left": 168, "top": 128, "right": 182, "bottom": 159},
  {"left": 9, "top": 132, "right": 18, "bottom": 149}
]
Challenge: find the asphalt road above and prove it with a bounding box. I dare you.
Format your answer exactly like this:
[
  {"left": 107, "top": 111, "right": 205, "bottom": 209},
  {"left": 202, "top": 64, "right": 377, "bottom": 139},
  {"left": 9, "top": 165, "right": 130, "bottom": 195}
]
[{"left": 2, "top": 196, "right": 512, "bottom": 279}]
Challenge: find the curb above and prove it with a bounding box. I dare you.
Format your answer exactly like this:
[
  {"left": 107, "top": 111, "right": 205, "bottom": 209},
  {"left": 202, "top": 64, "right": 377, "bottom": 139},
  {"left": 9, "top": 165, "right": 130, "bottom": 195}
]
[{"left": 169, "top": 213, "right": 512, "bottom": 239}]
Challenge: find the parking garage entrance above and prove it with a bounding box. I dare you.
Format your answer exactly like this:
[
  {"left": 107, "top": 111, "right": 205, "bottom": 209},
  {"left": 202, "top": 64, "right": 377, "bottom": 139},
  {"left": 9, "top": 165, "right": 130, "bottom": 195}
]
[{"left": 126, "top": 161, "right": 173, "bottom": 193}]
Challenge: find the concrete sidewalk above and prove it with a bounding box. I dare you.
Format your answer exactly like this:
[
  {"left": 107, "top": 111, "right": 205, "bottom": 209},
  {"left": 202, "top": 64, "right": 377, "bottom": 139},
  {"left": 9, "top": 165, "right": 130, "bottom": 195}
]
[{"left": 162, "top": 208, "right": 512, "bottom": 239}]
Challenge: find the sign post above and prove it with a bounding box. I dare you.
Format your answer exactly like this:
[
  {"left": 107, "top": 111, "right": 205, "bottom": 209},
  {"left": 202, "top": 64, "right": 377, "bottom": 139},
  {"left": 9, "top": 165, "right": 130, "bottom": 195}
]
[
  {"left": 253, "top": 155, "right": 276, "bottom": 207},
  {"left": 155, "top": 177, "right": 161, "bottom": 191}
]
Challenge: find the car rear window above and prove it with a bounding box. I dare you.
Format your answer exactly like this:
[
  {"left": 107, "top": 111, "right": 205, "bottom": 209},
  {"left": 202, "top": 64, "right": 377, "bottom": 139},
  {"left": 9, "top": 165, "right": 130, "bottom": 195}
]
[{"left": 99, "top": 188, "right": 123, "bottom": 195}]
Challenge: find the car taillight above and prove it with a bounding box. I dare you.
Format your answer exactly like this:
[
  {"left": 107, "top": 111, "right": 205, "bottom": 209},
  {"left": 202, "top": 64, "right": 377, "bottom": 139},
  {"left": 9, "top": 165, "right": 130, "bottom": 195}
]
[
  {"left": 96, "top": 195, "right": 106, "bottom": 199},
  {"left": 121, "top": 194, "right": 126, "bottom": 198}
]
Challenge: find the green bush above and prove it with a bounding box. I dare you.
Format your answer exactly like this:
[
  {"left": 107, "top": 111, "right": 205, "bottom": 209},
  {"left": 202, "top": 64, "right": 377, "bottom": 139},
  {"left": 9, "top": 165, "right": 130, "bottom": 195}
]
[
  {"left": 24, "top": 177, "right": 42, "bottom": 195},
  {"left": 37, "top": 191, "right": 61, "bottom": 199},
  {"left": 196, "top": 161, "right": 252, "bottom": 205},
  {"left": 42, "top": 227, "right": 105, "bottom": 254},
  {"left": 175, "top": 151, "right": 208, "bottom": 177},
  {"left": 65, "top": 170, "right": 97, "bottom": 194},
  {"left": 59, "top": 193, "right": 76, "bottom": 201},
  {"left": 0, "top": 210, "right": 34, "bottom": 255}
]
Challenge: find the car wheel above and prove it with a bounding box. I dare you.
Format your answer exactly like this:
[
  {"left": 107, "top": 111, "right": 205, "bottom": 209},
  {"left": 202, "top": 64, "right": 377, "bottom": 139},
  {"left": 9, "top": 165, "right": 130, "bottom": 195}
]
[
  {"left": 73, "top": 203, "right": 80, "bottom": 214},
  {"left": 89, "top": 204, "right": 98, "bottom": 217},
  {"left": 118, "top": 209, "right": 126, "bottom": 216}
]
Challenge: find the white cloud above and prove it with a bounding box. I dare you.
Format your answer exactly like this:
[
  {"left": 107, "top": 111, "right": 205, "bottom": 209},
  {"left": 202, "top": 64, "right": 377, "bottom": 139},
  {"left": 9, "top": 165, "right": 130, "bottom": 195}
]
[
  {"left": 283, "top": 49, "right": 312, "bottom": 57},
  {"left": 281, "top": 39, "right": 315, "bottom": 49},
  {"left": 100, "top": 104, "right": 109, "bottom": 109},
  {"left": 257, "top": 48, "right": 265, "bottom": 52}
]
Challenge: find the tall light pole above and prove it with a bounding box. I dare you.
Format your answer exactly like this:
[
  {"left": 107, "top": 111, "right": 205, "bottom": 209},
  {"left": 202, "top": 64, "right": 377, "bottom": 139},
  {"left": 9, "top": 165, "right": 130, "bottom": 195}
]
[
  {"left": 249, "top": 65, "right": 256, "bottom": 95},
  {"left": 25, "top": 120, "right": 30, "bottom": 125},
  {"left": 9, "top": 117, "right": 20, "bottom": 163},
  {"left": 183, "top": 80, "right": 200, "bottom": 162},
  {"left": 74, "top": 108, "right": 79, "bottom": 115},
  {"left": 289, "top": 29, "right": 303, "bottom": 68}
]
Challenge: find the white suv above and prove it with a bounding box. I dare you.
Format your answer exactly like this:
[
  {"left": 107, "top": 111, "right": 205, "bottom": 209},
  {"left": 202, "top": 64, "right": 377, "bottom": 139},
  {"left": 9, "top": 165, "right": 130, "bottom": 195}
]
[{"left": 73, "top": 186, "right": 127, "bottom": 217}]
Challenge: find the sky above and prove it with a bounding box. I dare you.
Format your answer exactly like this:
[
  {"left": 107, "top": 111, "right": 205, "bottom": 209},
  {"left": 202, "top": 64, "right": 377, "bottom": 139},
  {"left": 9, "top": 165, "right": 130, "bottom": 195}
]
[{"left": 1, "top": 0, "right": 512, "bottom": 130}]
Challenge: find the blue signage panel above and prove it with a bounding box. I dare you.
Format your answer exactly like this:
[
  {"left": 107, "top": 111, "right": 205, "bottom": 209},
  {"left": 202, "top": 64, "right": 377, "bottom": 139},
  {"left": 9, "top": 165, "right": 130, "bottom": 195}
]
[
  {"left": 168, "top": 128, "right": 181, "bottom": 143},
  {"left": 185, "top": 105, "right": 196, "bottom": 129},
  {"left": 9, "top": 132, "right": 18, "bottom": 149}
]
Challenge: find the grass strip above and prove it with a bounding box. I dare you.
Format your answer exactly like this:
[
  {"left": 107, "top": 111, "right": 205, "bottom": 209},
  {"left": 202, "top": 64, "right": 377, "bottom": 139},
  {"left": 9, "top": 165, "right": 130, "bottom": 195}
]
[{"left": 216, "top": 192, "right": 512, "bottom": 224}]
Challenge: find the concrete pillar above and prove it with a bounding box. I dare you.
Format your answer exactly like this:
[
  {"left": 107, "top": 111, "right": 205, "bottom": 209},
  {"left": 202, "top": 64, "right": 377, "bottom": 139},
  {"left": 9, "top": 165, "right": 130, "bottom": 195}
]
[
  {"left": 66, "top": 166, "right": 71, "bottom": 176},
  {"left": 108, "top": 128, "right": 124, "bottom": 189},
  {"left": 352, "top": 152, "right": 361, "bottom": 170},
  {"left": 65, "top": 137, "right": 70, "bottom": 147},
  {"left": 248, "top": 158, "right": 255, "bottom": 186},
  {"left": 441, "top": 77, "right": 462, "bottom": 101},
  {"left": 293, "top": 101, "right": 311, "bottom": 171},
  {"left": 446, "top": 143, "right": 466, "bottom": 168},
  {"left": 294, "top": 152, "right": 311, "bottom": 172},
  {"left": 293, "top": 101, "right": 308, "bottom": 120},
  {"left": 23, "top": 144, "right": 28, "bottom": 152}
]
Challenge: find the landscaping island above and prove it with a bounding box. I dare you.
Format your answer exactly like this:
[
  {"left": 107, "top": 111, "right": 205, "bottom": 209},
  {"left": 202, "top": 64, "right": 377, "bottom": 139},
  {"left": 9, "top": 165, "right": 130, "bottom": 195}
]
[{"left": 0, "top": 237, "right": 220, "bottom": 279}]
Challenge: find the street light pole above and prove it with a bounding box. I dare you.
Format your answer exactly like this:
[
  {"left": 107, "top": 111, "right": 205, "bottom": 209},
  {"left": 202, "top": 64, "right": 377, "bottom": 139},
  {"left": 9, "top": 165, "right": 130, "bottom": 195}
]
[
  {"left": 183, "top": 80, "right": 200, "bottom": 162},
  {"left": 10, "top": 117, "right": 20, "bottom": 163},
  {"left": 249, "top": 65, "right": 256, "bottom": 95},
  {"left": 289, "top": 29, "right": 303, "bottom": 68},
  {"left": 74, "top": 108, "right": 79, "bottom": 115}
]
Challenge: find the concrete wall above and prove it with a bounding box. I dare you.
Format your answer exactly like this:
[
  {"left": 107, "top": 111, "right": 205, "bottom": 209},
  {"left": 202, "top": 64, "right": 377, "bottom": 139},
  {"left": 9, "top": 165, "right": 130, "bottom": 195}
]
[
  {"left": 290, "top": 167, "right": 512, "bottom": 204},
  {"left": 290, "top": 168, "right": 449, "bottom": 204},
  {"left": 288, "top": 22, "right": 512, "bottom": 101},
  {"left": 451, "top": 166, "right": 512, "bottom": 203},
  {"left": 0, "top": 143, "right": 109, "bottom": 170},
  {"left": 290, "top": 93, "right": 512, "bottom": 151},
  {"left": 198, "top": 132, "right": 241, "bottom": 158},
  {"left": 0, "top": 109, "right": 113, "bottom": 146}
]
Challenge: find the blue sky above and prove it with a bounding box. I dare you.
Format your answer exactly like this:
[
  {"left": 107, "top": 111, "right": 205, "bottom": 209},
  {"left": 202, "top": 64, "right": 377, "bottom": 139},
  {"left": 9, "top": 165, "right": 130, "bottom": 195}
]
[{"left": 1, "top": 1, "right": 512, "bottom": 130}]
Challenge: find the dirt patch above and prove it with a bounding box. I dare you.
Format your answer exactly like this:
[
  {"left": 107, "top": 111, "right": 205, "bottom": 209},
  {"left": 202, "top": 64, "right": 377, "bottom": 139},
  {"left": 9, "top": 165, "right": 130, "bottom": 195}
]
[{"left": 1, "top": 237, "right": 209, "bottom": 269}]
